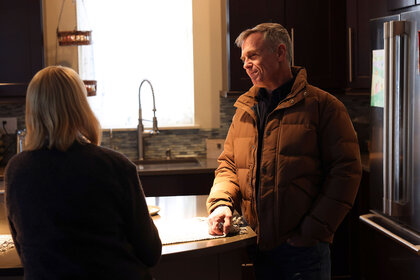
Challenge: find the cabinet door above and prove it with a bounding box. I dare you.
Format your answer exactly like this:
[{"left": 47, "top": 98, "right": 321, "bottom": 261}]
[
  {"left": 0, "top": 0, "right": 44, "bottom": 97},
  {"left": 226, "top": 0, "right": 285, "bottom": 93},
  {"left": 284, "top": 0, "right": 346, "bottom": 90},
  {"left": 346, "top": 0, "right": 371, "bottom": 89},
  {"left": 388, "top": 0, "right": 415, "bottom": 10}
]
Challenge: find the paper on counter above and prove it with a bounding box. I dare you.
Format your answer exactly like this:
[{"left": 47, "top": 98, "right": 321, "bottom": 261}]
[
  {"left": 0, "top": 234, "right": 14, "bottom": 254},
  {"left": 154, "top": 217, "right": 226, "bottom": 245}
]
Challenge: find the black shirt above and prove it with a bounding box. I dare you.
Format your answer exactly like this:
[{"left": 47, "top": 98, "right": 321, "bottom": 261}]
[{"left": 255, "top": 78, "right": 295, "bottom": 132}]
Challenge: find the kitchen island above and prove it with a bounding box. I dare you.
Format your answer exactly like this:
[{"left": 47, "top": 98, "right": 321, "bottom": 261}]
[{"left": 0, "top": 195, "right": 257, "bottom": 280}]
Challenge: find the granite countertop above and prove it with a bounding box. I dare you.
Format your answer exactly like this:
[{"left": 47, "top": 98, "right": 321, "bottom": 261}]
[
  {"left": 136, "top": 158, "right": 219, "bottom": 176},
  {"left": 0, "top": 159, "right": 220, "bottom": 180}
]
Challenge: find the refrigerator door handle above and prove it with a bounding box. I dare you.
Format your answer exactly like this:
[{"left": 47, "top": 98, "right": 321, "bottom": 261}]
[
  {"left": 386, "top": 20, "right": 409, "bottom": 215},
  {"left": 360, "top": 213, "right": 420, "bottom": 255},
  {"left": 383, "top": 22, "right": 391, "bottom": 215},
  {"left": 400, "top": 21, "right": 410, "bottom": 206}
]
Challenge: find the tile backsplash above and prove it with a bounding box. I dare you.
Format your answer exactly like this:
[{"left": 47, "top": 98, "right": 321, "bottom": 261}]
[{"left": 0, "top": 93, "right": 370, "bottom": 166}]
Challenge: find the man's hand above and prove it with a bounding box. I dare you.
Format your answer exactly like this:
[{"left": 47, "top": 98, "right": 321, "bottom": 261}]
[{"left": 207, "top": 206, "right": 232, "bottom": 235}]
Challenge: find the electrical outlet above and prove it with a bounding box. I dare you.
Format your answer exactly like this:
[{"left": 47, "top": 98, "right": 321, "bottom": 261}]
[
  {"left": 0, "top": 117, "right": 18, "bottom": 135},
  {"left": 206, "top": 139, "right": 225, "bottom": 159}
]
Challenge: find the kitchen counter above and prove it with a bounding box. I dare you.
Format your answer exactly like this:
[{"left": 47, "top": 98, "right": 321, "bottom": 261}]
[
  {"left": 136, "top": 157, "right": 219, "bottom": 176},
  {"left": 0, "top": 195, "right": 256, "bottom": 279},
  {"left": 0, "top": 158, "right": 219, "bottom": 179}
]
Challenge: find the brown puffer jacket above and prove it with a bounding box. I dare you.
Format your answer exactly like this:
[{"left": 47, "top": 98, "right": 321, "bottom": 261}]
[{"left": 207, "top": 67, "right": 362, "bottom": 250}]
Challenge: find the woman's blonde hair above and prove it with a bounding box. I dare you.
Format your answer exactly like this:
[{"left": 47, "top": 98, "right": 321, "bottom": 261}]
[{"left": 25, "top": 66, "right": 101, "bottom": 151}]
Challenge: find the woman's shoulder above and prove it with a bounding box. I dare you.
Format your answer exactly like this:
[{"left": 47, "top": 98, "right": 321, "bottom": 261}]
[
  {"left": 79, "top": 143, "right": 136, "bottom": 170},
  {"left": 4, "top": 151, "right": 35, "bottom": 181}
]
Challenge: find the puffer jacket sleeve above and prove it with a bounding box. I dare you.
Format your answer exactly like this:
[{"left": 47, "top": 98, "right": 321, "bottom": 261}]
[
  {"left": 300, "top": 95, "right": 362, "bottom": 242},
  {"left": 207, "top": 113, "right": 242, "bottom": 214}
]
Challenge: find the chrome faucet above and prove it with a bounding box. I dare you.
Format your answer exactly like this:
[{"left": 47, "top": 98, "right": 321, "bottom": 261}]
[
  {"left": 16, "top": 129, "right": 26, "bottom": 153},
  {"left": 138, "top": 79, "right": 159, "bottom": 160}
]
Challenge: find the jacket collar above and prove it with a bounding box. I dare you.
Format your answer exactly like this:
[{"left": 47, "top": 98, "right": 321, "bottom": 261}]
[{"left": 234, "top": 66, "right": 308, "bottom": 114}]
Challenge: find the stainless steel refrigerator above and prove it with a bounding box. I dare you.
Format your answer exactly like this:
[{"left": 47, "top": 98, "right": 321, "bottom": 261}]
[{"left": 361, "top": 9, "right": 420, "bottom": 255}]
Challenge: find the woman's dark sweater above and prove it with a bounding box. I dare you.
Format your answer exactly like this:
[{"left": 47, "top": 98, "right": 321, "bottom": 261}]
[{"left": 5, "top": 141, "right": 162, "bottom": 280}]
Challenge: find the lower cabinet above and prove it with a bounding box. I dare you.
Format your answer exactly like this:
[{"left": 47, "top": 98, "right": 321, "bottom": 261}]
[
  {"left": 151, "top": 248, "right": 247, "bottom": 280},
  {"left": 140, "top": 172, "right": 215, "bottom": 197}
]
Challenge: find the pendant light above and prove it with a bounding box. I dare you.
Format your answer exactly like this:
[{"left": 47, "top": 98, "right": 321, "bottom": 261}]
[{"left": 56, "top": 0, "right": 97, "bottom": 96}]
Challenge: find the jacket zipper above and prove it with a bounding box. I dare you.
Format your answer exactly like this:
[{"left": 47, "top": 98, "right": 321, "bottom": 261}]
[
  {"left": 266, "top": 109, "right": 281, "bottom": 245},
  {"left": 251, "top": 104, "right": 261, "bottom": 236}
]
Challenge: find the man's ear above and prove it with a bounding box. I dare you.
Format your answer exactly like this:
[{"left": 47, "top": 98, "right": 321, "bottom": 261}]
[{"left": 277, "top": 44, "right": 287, "bottom": 62}]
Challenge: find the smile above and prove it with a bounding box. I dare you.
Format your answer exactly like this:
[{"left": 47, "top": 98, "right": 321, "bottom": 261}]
[{"left": 248, "top": 70, "right": 259, "bottom": 78}]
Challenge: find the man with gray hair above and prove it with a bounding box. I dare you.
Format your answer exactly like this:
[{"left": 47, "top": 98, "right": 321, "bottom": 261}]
[{"left": 207, "top": 23, "right": 362, "bottom": 279}]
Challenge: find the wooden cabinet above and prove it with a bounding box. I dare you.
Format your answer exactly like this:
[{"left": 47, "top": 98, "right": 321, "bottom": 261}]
[
  {"left": 388, "top": 0, "right": 416, "bottom": 10},
  {"left": 0, "top": 0, "right": 44, "bottom": 98},
  {"left": 284, "top": 0, "right": 346, "bottom": 91},
  {"left": 346, "top": 0, "right": 372, "bottom": 89},
  {"left": 226, "top": 0, "right": 347, "bottom": 94},
  {"left": 345, "top": 0, "right": 394, "bottom": 90},
  {"left": 140, "top": 172, "right": 214, "bottom": 197},
  {"left": 226, "top": 0, "right": 285, "bottom": 94},
  {"left": 226, "top": 0, "right": 415, "bottom": 94}
]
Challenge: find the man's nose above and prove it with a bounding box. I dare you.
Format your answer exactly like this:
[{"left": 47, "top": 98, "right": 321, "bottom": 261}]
[{"left": 243, "top": 59, "right": 251, "bottom": 70}]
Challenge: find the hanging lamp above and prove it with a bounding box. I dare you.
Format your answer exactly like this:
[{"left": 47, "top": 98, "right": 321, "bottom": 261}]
[
  {"left": 56, "top": 0, "right": 92, "bottom": 46},
  {"left": 56, "top": 0, "right": 97, "bottom": 96},
  {"left": 57, "top": 30, "right": 92, "bottom": 46}
]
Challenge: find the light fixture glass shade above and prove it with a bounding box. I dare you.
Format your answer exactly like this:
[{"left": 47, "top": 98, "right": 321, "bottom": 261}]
[
  {"left": 57, "top": 30, "right": 92, "bottom": 46},
  {"left": 83, "top": 80, "right": 97, "bottom": 96}
]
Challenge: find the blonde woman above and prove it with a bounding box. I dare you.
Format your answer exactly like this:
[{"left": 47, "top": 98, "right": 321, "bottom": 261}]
[{"left": 5, "top": 66, "right": 161, "bottom": 279}]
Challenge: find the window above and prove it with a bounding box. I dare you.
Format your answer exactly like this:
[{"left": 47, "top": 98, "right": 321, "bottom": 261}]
[{"left": 78, "top": 0, "right": 194, "bottom": 129}]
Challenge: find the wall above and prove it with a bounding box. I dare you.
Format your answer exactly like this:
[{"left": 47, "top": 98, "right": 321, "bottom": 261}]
[
  {"left": 193, "top": 0, "right": 227, "bottom": 129},
  {"left": 43, "top": 0, "right": 78, "bottom": 70}
]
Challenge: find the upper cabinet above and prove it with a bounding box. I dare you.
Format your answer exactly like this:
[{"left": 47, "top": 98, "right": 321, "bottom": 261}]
[
  {"left": 226, "top": 0, "right": 285, "bottom": 94},
  {"left": 226, "top": 0, "right": 420, "bottom": 95},
  {"left": 346, "top": 0, "right": 371, "bottom": 89},
  {"left": 0, "top": 0, "right": 44, "bottom": 98},
  {"left": 226, "top": 0, "right": 347, "bottom": 94},
  {"left": 388, "top": 0, "right": 416, "bottom": 10},
  {"left": 284, "top": 0, "right": 346, "bottom": 91}
]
